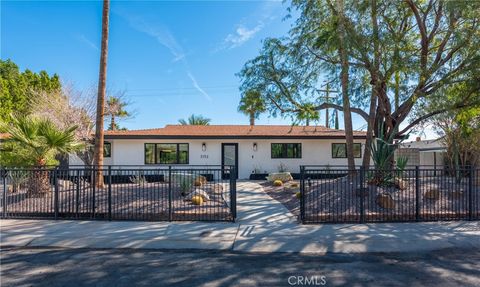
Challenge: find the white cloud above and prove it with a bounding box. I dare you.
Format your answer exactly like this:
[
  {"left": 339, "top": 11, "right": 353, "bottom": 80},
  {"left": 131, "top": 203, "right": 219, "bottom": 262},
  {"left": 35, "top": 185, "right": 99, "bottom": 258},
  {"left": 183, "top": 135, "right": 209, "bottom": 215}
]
[
  {"left": 78, "top": 34, "right": 99, "bottom": 52},
  {"left": 223, "top": 23, "right": 264, "bottom": 49},
  {"left": 124, "top": 16, "right": 186, "bottom": 63},
  {"left": 117, "top": 11, "right": 212, "bottom": 101},
  {"left": 187, "top": 72, "right": 212, "bottom": 102},
  {"left": 215, "top": 1, "right": 283, "bottom": 51}
]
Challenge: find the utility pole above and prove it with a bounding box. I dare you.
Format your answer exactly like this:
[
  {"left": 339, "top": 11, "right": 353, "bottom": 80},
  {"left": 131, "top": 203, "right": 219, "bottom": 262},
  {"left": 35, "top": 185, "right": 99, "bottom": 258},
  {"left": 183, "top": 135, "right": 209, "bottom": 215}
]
[{"left": 316, "top": 82, "right": 339, "bottom": 128}]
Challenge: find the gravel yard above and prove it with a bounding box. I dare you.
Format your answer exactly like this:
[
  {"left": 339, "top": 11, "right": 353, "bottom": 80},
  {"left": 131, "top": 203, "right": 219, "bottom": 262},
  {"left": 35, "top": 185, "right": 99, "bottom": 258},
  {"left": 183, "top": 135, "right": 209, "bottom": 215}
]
[{"left": 261, "top": 175, "right": 480, "bottom": 222}]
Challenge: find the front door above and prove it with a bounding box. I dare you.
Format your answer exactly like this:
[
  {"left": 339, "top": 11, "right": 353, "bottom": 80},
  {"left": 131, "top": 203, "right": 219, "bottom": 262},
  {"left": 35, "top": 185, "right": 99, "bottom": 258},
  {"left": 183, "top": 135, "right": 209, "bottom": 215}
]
[{"left": 222, "top": 143, "right": 238, "bottom": 179}]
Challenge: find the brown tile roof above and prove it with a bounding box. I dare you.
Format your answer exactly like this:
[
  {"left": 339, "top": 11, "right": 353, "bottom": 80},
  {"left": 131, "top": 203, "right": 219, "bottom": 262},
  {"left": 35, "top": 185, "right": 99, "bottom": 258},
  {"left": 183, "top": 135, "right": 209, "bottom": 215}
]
[
  {"left": 0, "top": 133, "right": 9, "bottom": 140},
  {"left": 105, "top": 125, "right": 366, "bottom": 139}
]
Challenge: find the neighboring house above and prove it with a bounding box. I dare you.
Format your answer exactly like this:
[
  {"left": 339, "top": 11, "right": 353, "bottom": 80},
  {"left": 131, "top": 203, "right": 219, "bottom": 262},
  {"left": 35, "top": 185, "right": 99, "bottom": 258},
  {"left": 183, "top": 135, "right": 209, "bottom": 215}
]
[
  {"left": 396, "top": 137, "right": 446, "bottom": 169},
  {"left": 85, "top": 125, "right": 368, "bottom": 179}
]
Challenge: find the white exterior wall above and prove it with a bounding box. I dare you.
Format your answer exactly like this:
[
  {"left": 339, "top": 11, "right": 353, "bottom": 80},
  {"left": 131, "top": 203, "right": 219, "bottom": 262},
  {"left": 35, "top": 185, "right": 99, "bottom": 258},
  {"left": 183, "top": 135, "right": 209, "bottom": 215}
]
[{"left": 105, "top": 138, "right": 365, "bottom": 179}]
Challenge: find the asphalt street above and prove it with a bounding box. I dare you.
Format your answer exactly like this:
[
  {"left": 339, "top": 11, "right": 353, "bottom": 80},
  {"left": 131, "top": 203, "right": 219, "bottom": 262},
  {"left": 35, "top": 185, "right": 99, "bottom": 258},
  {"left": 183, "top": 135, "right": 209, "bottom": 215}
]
[{"left": 1, "top": 247, "right": 479, "bottom": 287}]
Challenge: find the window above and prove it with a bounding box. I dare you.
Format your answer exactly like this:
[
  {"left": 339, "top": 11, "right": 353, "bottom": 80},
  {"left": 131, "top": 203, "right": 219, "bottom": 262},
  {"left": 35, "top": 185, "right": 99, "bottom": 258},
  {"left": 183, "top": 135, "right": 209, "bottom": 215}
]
[
  {"left": 332, "top": 143, "right": 362, "bottom": 158},
  {"left": 103, "top": 142, "right": 112, "bottom": 158},
  {"left": 145, "top": 143, "right": 189, "bottom": 164},
  {"left": 271, "top": 143, "right": 302, "bottom": 159}
]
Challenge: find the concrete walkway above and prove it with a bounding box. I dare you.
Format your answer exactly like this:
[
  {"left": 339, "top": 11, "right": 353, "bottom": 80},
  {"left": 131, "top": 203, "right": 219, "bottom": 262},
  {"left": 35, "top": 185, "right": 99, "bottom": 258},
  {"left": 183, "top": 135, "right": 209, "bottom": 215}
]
[{"left": 1, "top": 181, "right": 479, "bottom": 254}]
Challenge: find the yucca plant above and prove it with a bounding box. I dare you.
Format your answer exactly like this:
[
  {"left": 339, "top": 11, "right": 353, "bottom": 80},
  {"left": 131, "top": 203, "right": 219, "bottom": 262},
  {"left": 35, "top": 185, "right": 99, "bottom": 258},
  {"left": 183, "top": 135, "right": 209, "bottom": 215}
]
[{"left": 1, "top": 115, "right": 83, "bottom": 196}]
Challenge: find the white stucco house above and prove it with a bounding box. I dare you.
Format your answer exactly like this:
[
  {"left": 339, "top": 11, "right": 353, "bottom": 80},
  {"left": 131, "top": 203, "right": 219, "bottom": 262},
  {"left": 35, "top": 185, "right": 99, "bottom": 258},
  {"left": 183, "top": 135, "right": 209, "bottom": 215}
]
[
  {"left": 396, "top": 137, "right": 446, "bottom": 169},
  {"left": 71, "top": 125, "right": 367, "bottom": 179}
]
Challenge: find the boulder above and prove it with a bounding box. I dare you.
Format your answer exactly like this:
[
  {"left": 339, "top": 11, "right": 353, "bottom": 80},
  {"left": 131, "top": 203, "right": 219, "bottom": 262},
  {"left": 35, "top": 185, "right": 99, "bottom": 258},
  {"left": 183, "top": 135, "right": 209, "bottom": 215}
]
[
  {"left": 58, "top": 179, "right": 75, "bottom": 189},
  {"left": 273, "top": 180, "right": 283, "bottom": 187},
  {"left": 424, "top": 189, "right": 440, "bottom": 200},
  {"left": 266, "top": 172, "right": 293, "bottom": 183},
  {"left": 191, "top": 195, "right": 203, "bottom": 205},
  {"left": 394, "top": 178, "right": 408, "bottom": 190},
  {"left": 185, "top": 189, "right": 210, "bottom": 202},
  {"left": 355, "top": 187, "right": 369, "bottom": 197},
  {"left": 449, "top": 190, "right": 464, "bottom": 199},
  {"left": 376, "top": 193, "right": 395, "bottom": 209},
  {"left": 195, "top": 175, "right": 207, "bottom": 186}
]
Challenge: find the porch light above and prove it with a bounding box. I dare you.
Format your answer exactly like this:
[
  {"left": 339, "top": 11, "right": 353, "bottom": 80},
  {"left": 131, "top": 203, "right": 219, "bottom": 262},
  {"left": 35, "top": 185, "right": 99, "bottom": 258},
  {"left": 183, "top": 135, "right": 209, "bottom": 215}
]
[
  {"left": 253, "top": 143, "right": 258, "bottom": 151},
  {"left": 202, "top": 142, "right": 207, "bottom": 151}
]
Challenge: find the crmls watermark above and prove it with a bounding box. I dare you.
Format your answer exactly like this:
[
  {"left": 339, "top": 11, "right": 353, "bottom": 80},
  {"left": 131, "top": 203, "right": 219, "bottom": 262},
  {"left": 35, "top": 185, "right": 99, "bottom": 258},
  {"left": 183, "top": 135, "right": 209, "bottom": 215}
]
[{"left": 288, "top": 275, "right": 327, "bottom": 286}]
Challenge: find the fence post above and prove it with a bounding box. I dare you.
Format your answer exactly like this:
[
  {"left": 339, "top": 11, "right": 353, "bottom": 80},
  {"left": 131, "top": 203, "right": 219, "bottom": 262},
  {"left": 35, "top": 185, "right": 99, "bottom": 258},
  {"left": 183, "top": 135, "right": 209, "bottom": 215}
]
[
  {"left": 76, "top": 169, "right": 80, "bottom": 219},
  {"left": 54, "top": 167, "right": 59, "bottom": 220},
  {"left": 300, "top": 166, "right": 305, "bottom": 223},
  {"left": 469, "top": 165, "right": 474, "bottom": 221},
  {"left": 168, "top": 166, "right": 172, "bottom": 221},
  {"left": 108, "top": 166, "right": 112, "bottom": 221},
  {"left": 415, "top": 166, "right": 420, "bottom": 222},
  {"left": 91, "top": 167, "right": 95, "bottom": 219},
  {"left": 2, "top": 169, "right": 7, "bottom": 219},
  {"left": 359, "top": 166, "right": 365, "bottom": 223},
  {"left": 230, "top": 166, "right": 237, "bottom": 222}
]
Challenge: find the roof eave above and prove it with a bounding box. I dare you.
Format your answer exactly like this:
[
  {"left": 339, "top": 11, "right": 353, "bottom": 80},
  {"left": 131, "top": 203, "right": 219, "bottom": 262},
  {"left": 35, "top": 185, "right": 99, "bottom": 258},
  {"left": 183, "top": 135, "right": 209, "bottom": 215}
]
[{"left": 104, "top": 135, "right": 367, "bottom": 140}]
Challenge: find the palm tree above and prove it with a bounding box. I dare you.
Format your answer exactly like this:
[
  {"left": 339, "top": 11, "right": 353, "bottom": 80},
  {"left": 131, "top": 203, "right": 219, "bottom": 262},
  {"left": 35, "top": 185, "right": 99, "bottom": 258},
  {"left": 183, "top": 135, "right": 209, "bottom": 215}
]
[
  {"left": 1, "top": 115, "right": 83, "bottom": 196},
  {"left": 93, "top": 0, "right": 110, "bottom": 188},
  {"left": 238, "top": 90, "right": 266, "bottom": 126},
  {"left": 105, "top": 96, "right": 130, "bottom": 131},
  {"left": 178, "top": 114, "right": 211, "bottom": 125}
]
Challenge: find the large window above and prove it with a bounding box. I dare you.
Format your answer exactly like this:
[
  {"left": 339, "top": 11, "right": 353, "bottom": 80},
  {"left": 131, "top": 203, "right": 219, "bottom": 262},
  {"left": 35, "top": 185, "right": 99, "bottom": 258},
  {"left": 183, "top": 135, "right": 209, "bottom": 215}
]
[
  {"left": 332, "top": 143, "right": 362, "bottom": 158},
  {"left": 145, "top": 143, "right": 189, "bottom": 164},
  {"left": 103, "top": 142, "right": 112, "bottom": 158},
  {"left": 271, "top": 143, "right": 302, "bottom": 159}
]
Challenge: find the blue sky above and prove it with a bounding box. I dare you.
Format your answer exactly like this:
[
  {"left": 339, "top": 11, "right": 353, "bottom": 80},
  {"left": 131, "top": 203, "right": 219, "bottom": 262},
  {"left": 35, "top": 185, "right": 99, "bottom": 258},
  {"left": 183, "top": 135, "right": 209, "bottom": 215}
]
[{"left": 1, "top": 0, "right": 430, "bottom": 139}]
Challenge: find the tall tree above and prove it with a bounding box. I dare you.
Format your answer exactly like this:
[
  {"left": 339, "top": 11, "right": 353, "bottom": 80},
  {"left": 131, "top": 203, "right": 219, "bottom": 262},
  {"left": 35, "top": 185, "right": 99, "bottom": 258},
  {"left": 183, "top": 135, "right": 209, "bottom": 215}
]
[
  {"left": 238, "top": 90, "right": 266, "bottom": 126},
  {"left": 239, "top": 0, "right": 480, "bottom": 170},
  {"left": 93, "top": 0, "right": 110, "bottom": 188},
  {"left": 333, "top": 0, "right": 356, "bottom": 171},
  {"left": 178, "top": 114, "right": 211, "bottom": 125},
  {"left": 105, "top": 95, "right": 131, "bottom": 131},
  {"left": 0, "top": 59, "right": 61, "bottom": 124}
]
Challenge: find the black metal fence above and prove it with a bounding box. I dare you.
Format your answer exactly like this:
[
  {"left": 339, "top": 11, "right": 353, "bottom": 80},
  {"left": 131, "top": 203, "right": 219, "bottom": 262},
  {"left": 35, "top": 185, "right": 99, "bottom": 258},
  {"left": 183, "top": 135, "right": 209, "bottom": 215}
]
[
  {"left": 0, "top": 166, "right": 236, "bottom": 222},
  {"left": 300, "top": 166, "right": 480, "bottom": 224}
]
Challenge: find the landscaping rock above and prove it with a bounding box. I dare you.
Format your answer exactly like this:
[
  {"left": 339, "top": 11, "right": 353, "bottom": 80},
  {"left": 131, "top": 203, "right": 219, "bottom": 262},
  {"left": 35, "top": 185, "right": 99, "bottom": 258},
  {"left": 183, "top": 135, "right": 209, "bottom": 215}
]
[
  {"left": 58, "top": 179, "right": 75, "bottom": 190},
  {"left": 185, "top": 189, "right": 210, "bottom": 202},
  {"left": 376, "top": 193, "right": 395, "bottom": 209},
  {"left": 424, "top": 189, "right": 440, "bottom": 200},
  {"left": 273, "top": 180, "right": 283, "bottom": 187},
  {"left": 394, "top": 178, "right": 408, "bottom": 190},
  {"left": 266, "top": 172, "right": 293, "bottom": 183},
  {"left": 355, "top": 187, "right": 369, "bottom": 197},
  {"left": 194, "top": 175, "right": 207, "bottom": 186},
  {"left": 449, "top": 190, "right": 464, "bottom": 199}
]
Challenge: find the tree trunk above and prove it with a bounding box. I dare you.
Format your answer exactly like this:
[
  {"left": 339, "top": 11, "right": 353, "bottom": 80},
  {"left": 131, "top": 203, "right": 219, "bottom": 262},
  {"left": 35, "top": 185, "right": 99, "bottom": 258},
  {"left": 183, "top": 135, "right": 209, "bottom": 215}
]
[
  {"left": 93, "top": 0, "right": 110, "bottom": 189},
  {"left": 249, "top": 112, "right": 255, "bottom": 126},
  {"left": 110, "top": 115, "right": 116, "bottom": 131},
  {"left": 362, "top": 89, "right": 377, "bottom": 169},
  {"left": 336, "top": 0, "right": 355, "bottom": 173}
]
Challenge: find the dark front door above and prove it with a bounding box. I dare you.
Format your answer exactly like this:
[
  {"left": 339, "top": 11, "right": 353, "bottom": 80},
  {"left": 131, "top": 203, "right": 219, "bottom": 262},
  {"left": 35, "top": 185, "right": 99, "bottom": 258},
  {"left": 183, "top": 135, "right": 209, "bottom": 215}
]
[{"left": 222, "top": 143, "right": 238, "bottom": 179}]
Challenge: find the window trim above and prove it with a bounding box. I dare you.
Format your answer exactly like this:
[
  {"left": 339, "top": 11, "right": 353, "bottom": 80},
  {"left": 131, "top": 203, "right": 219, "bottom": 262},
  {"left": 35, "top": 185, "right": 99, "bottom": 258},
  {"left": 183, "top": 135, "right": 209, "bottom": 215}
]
[
  {"left": 271, "top": 143, "right": 302, "bottom": 159},
  {"left": 144, "top": 143, "right": 189, "bottom": 165},
  {"left": 331, "top": 143, "right": 362, "bottom": 158},
  {"left": 103, "top": 142, "right": 112, "bottom": 158}
]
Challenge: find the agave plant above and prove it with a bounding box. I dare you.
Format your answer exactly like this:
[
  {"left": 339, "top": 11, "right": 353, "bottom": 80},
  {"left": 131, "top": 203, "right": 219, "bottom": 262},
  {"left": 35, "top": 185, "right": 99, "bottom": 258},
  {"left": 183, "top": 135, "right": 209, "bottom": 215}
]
[{"left": 369, "top": 124, "right": 407, "bottom": 186}]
